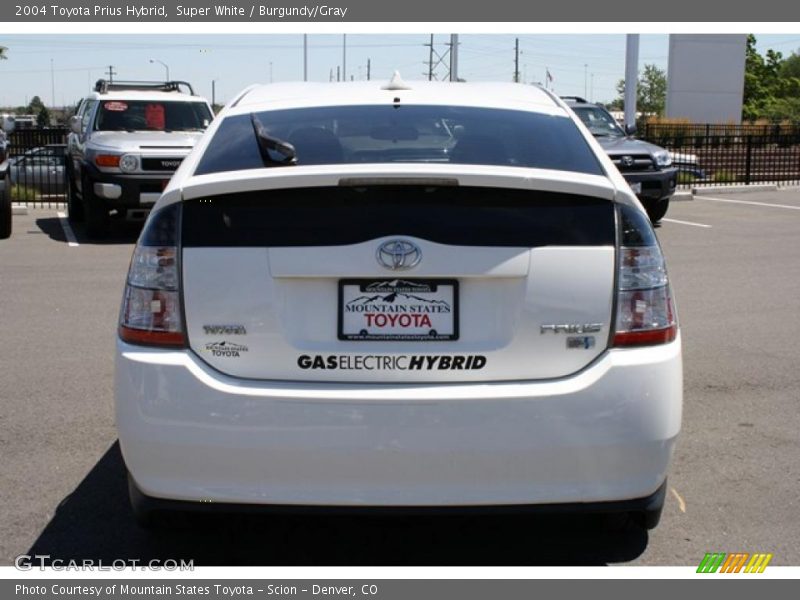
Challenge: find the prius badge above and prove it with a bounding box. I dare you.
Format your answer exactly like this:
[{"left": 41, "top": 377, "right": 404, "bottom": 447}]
[{"left": 376, "top": 239, "right": 422, "bottom": 271}]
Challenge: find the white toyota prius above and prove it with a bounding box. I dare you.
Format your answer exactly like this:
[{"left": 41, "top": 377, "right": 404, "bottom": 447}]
[{"left": 115, "top": 77, "right": 682, "bottom": 528}]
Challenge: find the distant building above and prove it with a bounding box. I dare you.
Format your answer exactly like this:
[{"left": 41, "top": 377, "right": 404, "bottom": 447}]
[{"left": 666, "top": 34, "right": 747, "bottom": 124}]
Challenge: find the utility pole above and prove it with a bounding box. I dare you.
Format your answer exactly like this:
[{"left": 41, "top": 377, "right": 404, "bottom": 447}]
[
  {"left": 336, "top": 66, "right": 340, "bottom": 82},
  {"left": 50, "top": 58, "right": 56, "bottom": 108},
  {"left": 211, "top": 80, "right": 216, "bottom": 106},
  {"left": 427, "top": 34, "right": 434, "bottom": 80},
  {"left": 514, "top": 38, "right": 520, "bottom": 83},
  {"left": 303, "top": 34, "right": 308, "bottom": 81},
  {"left": 624, "top": 34, "right": 639, "bottom": 131},
  {"left": 342, "top": 34, "right": 346, "bottom": 82},
  {"left": 590, "top": 73, "right": 594, "bottom": 102},
  {"left": 367, "top": 58, "right": 371, "bottom": 81},
  {"left": 449, "top": 34, "right": 459, "bottom": 82},
  {"left": 329, "top": 68, "right": 333, "bottom": 82},
  {"left": 106, "top": 65, "right": 116, "bottom": 83},
  {"left": 425, "top": 35, "right": 453, "bottom": 81}
]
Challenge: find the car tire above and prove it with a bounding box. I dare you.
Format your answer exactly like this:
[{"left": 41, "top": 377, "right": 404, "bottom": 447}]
[
  {"left": 0, "top": 175, "right": 11, "bottom": 240},
  {"left": 128, "top": 472, "right": 190, "bottom": 530},
  {"left": 81, "top": 174, "right": 108, "bottom": 239},
  {"left": 66, "top": 167, "right": 84, "bottom": 223},
  {"left": 644, "top": 197, "right": 670, "bottom": 224},
  {"left": 128, "top": 473, "right": 157, "bottom": 529}
]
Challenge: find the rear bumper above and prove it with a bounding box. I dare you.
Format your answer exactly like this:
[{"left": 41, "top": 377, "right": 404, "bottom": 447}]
[{"left": 115, "top": 335, "right": 682, "bottom": 507}]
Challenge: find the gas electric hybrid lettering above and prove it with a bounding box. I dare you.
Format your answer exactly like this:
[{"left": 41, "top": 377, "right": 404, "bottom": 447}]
[{"left": 298, "top": 354, "right": 487, "bottom": 371}]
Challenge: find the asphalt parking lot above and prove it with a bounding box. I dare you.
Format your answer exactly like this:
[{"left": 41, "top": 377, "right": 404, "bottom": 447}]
[{"left": 1, "top": 190, "right": 799, "bottom": 566}]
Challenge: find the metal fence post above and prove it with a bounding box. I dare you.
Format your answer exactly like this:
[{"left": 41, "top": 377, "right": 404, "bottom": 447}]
[{"left": 744, "top": 134, "right": 753, "bottom": 186}]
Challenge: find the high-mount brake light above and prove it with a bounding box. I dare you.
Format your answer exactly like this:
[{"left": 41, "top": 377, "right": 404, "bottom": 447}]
[
  {"left": 613, "top": 205, "right": 678, "bottom": 347},
  {"left": 118, "top": 203, "right": 185, "bottom": 347}
]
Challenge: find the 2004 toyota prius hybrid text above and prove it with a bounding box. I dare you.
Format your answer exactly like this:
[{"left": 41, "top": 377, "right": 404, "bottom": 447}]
[{"left": 115, "top": 76, "right": 682, "bottom": 529}]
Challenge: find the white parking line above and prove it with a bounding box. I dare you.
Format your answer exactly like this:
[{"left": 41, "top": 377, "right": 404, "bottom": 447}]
[
  {"left": 697, "top": 195, "right": 800, "bottom": 211},
  {"left": 56, "top": 211, "right": 79, "bottom": 247},
  {"left": 661, "top": 217, "right": 712, "bottom": 229}
]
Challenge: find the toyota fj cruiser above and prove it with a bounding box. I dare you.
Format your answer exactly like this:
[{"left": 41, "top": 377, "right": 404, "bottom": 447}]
[{"left": 66, "top": 80, "right": 213, "bottom": 238}]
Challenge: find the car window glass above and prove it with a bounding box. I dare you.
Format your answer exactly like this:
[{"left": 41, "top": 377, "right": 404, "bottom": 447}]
[
  {"left": 196, "top": 105, "right": 604, "bottom": 176},
  {"left": 95, "top": 101, "right": 212, "bottom": 132},
  {"left": 573, "top": 107, "right": 624, "bottom": 136},
  {"left": 81, "top": 100, "right": 96, "bottom": 131}
]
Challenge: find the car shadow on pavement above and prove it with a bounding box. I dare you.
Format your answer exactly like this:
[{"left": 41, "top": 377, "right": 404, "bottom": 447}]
[
  {"left": 27, "top": 443, "right": 648, "bottom": 566},
  {"left": 35, "top": 217, "right": 141, "bottom": 245}
]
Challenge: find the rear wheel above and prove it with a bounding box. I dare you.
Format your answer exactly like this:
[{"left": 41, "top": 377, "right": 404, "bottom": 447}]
[
  {"left": 66, "top": 167, "right": 84, "bottom": 223},
  {"left": 128, "top": 473, "right": 190, "bottom": 530},
  {"left": 81, "top": 174, "right": 108, "bottom": 239},
  {"left": 644, "top": 197, "right": 670, "bottom": 224},
  {"left": 0, "top": 175, "right": 11, "bottom": 239}
]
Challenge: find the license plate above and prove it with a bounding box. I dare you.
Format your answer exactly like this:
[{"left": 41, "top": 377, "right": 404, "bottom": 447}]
[
  {"left": 630, "top": 182, "right": 642, "bottom": 194},
  {"left": 339, "top": 279, "right": 458, "bottom": 341}
]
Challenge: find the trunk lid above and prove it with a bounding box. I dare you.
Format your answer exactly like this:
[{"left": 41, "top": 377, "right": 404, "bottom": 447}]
[{"left": 179, "top": 170, "right": 617, "bottom": 383}]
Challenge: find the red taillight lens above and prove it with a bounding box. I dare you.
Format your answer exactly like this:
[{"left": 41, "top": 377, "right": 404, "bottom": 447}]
[
  {"left": 119, "top": 204, "right": 184, "bottom": 347},
  {"left": 95, "top": 154, "right": 121, "bottom": 167},
  {"left": 613, "top": 206, "right": 678, "bottom": 348}
]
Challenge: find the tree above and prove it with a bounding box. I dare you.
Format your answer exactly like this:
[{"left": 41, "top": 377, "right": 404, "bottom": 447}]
[
  {"left": 779, "top": 49, "right": 800, "bottom": 80},
  {"left": 614, "top": 63, "right": 667, "bottom": 116},
  {"left": 35, "top": 105, "right": 51, "bottom": 128},
  {"left": 26, "top": 96, "right": 50, "bottom": 127},
  {"left": 27, "top": 96, "right": 45, "bottom": 114},
  {"left": 0, "top": 45, "right": 8, "bottom": 60},
  {"left": 742, "top": 35, "right": 800, "bottom": 122}
]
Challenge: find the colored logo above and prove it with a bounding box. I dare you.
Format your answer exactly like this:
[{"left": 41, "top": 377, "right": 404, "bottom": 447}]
[{"left": 697, "top": 552, "right": 773, "bottom": 573}]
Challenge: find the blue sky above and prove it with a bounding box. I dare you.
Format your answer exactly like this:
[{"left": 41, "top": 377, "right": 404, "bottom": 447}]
[{"left": 1, "top": 33, "right": 799, "bottom": 108}]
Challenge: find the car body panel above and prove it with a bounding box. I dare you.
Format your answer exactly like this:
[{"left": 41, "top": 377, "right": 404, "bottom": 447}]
[{"left": 116, "top": 335, "right": 681, "bottom": 506}]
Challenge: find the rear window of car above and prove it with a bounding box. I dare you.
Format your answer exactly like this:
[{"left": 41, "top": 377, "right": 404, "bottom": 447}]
[
  {"left": 95, "top": 100, "right": 212, "bottom": 132},
  {"left": 181, "top": 186, "right": 615, "bottom": 248},
  {"left": 194, "top": 105, "right": 604, "bottom": 176}
]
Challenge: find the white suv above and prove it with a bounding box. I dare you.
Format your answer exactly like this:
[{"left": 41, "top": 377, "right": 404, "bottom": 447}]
[
  {"left": 115, "top": 78, "right": 682, "bottom": 529},
  {"left": 67, "top": 80, "right": 214, "bottom": 238}
]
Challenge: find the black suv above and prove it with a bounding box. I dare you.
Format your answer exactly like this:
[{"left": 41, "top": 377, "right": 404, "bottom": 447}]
[{"left": 562, "top": 97, "right": 677, "bottom": 223}]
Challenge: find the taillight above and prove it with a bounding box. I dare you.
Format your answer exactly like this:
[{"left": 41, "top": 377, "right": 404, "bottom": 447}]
[
  {"left": 613, "top": 205, "right": 677, "bottom": 347},
  {"left": 119, "top": 203, "right": 185, "bottom": 347},
  {"left": 95, "top": 154, "right": 121, "bottom": 167}
]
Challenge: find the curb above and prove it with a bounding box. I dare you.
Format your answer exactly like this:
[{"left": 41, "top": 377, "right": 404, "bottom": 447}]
[
  {"left": 691, "top": 184, "right": 778, "bottom": 195},
  {"left": 11, "top": 202, "right": 67, "bottom": 213},
  {"left": 672, "top": 191, "right": 693, "bottom": 202}
]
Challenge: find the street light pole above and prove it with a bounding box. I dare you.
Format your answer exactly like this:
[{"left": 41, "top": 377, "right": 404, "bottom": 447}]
[{"left": 149, "top": 59, "right": 169, "bottom": 81}]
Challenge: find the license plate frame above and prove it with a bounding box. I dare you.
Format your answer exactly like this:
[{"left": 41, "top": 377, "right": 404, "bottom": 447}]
[{"left": 338, "top": 278, "right": 459, "bottom": 342}]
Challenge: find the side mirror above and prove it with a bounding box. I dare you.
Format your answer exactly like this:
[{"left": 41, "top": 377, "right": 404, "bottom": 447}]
[
  {"left": 625, "top": 123, "right": 637, "bottom": 136},
  {"left": 70, "top": 115, "right": 82, "bottom": 135},
  {"left": 2, "top": 115, "right": 15, "bottom": 134}
]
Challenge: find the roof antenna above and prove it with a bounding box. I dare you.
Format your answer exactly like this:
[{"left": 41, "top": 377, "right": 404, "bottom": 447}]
[{"left": 382, "top": 70, "right": 412, "bottom": 91}]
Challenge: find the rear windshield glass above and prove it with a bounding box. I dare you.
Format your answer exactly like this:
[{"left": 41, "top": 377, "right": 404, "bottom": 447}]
[
  {"left": 181, "top": 187, "right": 614, "bottom": 248},
  {"left": 194, "top": 105, "right": 604, "bottom": 175},
  {"left": 95, "top": 100, "right": 212, "bottom": 132}
]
